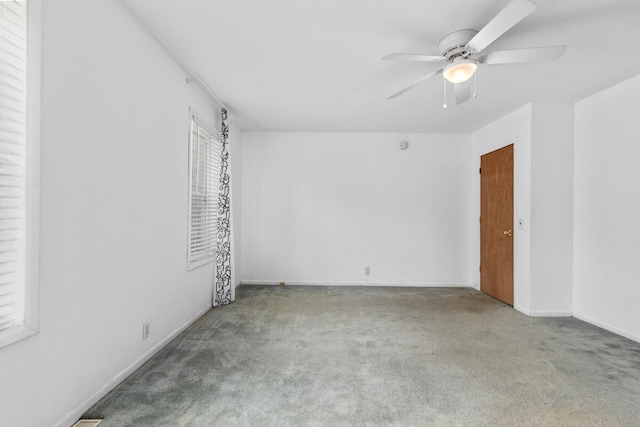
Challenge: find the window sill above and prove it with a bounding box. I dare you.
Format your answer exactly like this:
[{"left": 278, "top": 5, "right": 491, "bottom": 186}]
[
  {"left": 0, "top": 325, "right": 39, "bottom": 350},
  {"left": 187, "top": 256, "right": 215, "bottom": 271}
]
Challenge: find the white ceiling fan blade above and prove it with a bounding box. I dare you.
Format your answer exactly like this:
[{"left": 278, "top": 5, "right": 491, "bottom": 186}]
[
  {"left": 466, "top": 0, "right": 536, "bottom": 53},
  {"left": 454, "top": 80, "right": 472, "bottom": 105},
  {"left": 479, "top": 45, "right": 566, "bottom": 65},
  {"left": 387, "top": 69, "right": 443, "bottom": 99},
  {"left": 382, "top": 53, "right": 447, "bottom": 62}
]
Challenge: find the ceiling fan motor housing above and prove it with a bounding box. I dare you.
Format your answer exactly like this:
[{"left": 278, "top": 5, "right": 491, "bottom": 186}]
[{"left": 438, "top": 29, "right": 478, "bottom": 60}]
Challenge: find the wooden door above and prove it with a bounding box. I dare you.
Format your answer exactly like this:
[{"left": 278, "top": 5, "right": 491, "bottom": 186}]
[{"left": 480, "top": 145, "right": 514, "bottom": 305}]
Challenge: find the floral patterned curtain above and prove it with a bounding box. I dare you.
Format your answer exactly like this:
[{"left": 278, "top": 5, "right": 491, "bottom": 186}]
[{"left": 214, "top": 108, "right": 232, "bottom": 306}]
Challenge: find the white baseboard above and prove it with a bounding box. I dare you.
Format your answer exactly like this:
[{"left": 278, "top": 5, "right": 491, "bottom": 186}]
[
  {"left": 528, "top": 309, "right": 573, "bottom": 317},
  {"left": 514, "top": 305, "right": 572, "bottom": 317},
  {"left": 241, "top": 280, "right": 474, "bottom": 288},
  {"left": 54, "top": 302, "right": 213, "bottom": 427},
  {"left": 573, "top": 312, "right": 640, "bottom": 344}
]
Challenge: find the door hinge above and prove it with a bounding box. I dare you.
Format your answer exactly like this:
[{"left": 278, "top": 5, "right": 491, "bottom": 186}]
[
  {"left": 479, "top": 216, "right": 481, "bottom": 223},
  {"left": 479, "top": 265, "right": 482, "bottom": 273},
  {"left": 479, "top": 167, "right": 481, "bottom": 174}
]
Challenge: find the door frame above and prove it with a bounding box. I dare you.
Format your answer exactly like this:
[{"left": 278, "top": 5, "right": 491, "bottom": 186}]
[{"left": 474, "top": 137, "right": 525, "bottom": 312}]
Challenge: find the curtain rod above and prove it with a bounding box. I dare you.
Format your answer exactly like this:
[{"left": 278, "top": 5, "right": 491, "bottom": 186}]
[{"left": 185, "top": 72, "right": 234, "bottom": 122}]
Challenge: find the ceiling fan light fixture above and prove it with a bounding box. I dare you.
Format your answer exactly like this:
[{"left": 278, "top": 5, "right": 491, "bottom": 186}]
[{"left": 443, "top": 59, "right": 478, "bottom": 84}]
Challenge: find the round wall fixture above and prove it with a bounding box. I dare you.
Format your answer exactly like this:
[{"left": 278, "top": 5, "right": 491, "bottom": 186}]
[{"left": 399, "top": 140, "right": 409, "bottom": 150}]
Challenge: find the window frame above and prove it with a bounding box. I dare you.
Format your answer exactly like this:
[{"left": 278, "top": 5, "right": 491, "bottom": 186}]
[
  {"left": 0, "top": 0, "right": 41, "bottom": 349},
  {"left": 186, "top": 110, "right": 220, "bottom": 271}
]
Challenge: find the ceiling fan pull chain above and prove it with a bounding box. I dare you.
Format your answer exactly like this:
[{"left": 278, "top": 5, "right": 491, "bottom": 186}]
[
  {"left": 473, "top": 71, "right": 477, "bottom": 98},
  {"left": 443, "top": 78, "right": 448, "bottom": 109}
]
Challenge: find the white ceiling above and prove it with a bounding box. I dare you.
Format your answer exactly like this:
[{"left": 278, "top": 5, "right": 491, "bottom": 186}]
[{"left": 119, "top": 0, "right": 640, "bottom": 133}]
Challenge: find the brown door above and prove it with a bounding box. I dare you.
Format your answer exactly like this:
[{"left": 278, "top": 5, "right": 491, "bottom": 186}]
[{"left": 480, "top": 145, "right": 514, "bottom": 305}]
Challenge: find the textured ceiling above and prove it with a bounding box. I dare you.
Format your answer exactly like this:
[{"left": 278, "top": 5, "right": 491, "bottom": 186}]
[{"left": 119, "top": 0, "right": 640, "bottom": 133}]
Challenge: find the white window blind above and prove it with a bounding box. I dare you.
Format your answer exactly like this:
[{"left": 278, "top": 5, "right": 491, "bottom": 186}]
[
  {"left": 187, "top": 114, "right": 220, "bottom": 269},
  {"left": 0, "top": 1, "right": 27, "bottom": 332}
]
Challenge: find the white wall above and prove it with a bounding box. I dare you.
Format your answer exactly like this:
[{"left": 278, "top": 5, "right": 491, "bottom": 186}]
[
  {"left": 471, "top": 104, "right": 533, "bottom": 311},
  {"left": 240, "top": 132, "right": 472, "bottom": 286},
  {"left": 0, "top": 0, "right": 223, "bottom": 426},
  {"left": 530, "top": 103, "right": 574, "bottom": 315},
  {"left": 230, "top": 122, "right": 243, "bottom": 288},
  {"left": 573, "top": 74, "right": 640, "bottom": 342}
]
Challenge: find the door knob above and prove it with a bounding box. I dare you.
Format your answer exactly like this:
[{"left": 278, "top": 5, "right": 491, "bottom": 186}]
[{"left": 504, "top": 229, "right": 513, "bottom": 236}]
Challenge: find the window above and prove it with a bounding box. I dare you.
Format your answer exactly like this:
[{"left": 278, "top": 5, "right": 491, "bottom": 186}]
[
  {"left": 0, "top": 0, "right": 40, "bottom": 348},
  {"left": 187, "top": 112, "right": 220, "bottom": 270}
]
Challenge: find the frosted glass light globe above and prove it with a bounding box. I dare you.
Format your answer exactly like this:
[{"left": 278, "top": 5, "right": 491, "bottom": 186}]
[{"left": 443, "top": 60, "right": 478, "bottom": 84}]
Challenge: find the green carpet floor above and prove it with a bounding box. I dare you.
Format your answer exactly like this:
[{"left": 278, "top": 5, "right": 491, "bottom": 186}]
[{"left": 84, "top": 285, "right": 640, "bottom": 426}]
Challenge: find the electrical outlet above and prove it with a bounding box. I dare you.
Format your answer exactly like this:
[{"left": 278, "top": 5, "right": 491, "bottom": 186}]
[
  {"left": 142, "top": 321, "right": 150, "bottom": 340},
  {"left": 365, "top": 266, "right": 370, "bottom": 276}
]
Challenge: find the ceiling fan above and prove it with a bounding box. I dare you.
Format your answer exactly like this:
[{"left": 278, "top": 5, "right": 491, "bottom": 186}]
[{"left": 383, "top": 0, "right": 566, "bottom": 106}]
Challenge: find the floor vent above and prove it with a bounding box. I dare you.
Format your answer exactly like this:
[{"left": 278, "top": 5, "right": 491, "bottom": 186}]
[{"left": 71, "top": 420, "right": 103, "bottom": 427}]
